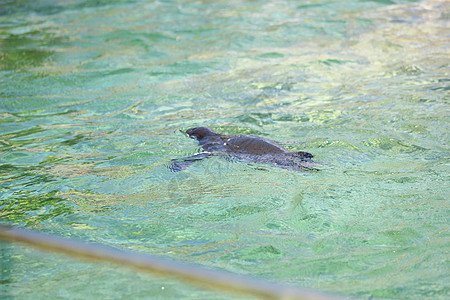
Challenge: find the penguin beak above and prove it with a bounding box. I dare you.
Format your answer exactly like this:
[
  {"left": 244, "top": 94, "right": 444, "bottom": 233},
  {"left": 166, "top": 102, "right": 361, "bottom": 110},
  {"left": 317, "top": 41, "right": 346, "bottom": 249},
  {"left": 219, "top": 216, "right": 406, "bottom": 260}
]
[{"left": 185, "top": 128, "right": 195, "bottom": 137}]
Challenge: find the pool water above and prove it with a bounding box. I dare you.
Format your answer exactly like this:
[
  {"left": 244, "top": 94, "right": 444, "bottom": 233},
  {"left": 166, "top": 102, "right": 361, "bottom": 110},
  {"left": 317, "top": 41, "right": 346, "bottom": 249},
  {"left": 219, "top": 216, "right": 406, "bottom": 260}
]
[{"left": 0, "top": 0, "right": 449, "bottom": 299}]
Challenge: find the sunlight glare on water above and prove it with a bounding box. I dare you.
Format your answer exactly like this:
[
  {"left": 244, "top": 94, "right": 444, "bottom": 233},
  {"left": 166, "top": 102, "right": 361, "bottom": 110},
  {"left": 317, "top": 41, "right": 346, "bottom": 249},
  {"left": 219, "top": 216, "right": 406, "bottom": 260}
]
[{"left": 0, "top": 0, "right": 449, "bottom": 299}]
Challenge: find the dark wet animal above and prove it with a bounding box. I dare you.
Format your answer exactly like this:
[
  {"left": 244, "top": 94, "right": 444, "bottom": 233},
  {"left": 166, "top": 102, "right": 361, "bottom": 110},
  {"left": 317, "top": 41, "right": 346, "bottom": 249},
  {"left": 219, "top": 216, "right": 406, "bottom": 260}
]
[{"left": 170, "top": 127, "right": 318, "bottom": 172}]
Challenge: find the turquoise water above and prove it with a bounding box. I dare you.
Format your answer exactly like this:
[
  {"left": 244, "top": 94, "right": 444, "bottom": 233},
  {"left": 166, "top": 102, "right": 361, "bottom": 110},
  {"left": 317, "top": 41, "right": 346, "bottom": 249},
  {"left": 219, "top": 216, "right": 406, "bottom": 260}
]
[{"left": 1, "top": 0, "right": 449, "bottom": 299}]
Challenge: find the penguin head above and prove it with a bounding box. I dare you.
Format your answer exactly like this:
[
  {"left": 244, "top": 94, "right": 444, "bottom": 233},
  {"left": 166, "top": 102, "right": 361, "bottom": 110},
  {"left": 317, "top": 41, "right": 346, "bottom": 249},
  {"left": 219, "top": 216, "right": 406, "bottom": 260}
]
[{"left": 186, "top": 127, "right": 216, "bottom": 140}]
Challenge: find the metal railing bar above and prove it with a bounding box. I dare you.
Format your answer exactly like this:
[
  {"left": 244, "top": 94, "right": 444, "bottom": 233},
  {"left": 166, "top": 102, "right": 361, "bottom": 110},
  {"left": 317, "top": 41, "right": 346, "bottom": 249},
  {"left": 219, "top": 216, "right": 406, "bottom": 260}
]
[{"left": 0, "top": 224, "right": 346, "bottom": 300}]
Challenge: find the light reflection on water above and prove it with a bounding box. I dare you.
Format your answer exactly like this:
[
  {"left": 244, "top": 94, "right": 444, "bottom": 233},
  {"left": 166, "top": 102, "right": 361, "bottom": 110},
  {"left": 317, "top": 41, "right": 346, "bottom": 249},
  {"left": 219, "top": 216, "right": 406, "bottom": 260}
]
[{"left": 1, "top": 0, "right": 449, "bottom": 299}]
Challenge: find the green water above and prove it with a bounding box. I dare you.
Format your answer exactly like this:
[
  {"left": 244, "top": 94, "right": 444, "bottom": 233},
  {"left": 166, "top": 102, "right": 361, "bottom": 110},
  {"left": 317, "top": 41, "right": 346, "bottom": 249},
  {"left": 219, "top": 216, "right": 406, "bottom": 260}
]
[{"left": 0, "top": 0, "right": 449, "bottom": 299}]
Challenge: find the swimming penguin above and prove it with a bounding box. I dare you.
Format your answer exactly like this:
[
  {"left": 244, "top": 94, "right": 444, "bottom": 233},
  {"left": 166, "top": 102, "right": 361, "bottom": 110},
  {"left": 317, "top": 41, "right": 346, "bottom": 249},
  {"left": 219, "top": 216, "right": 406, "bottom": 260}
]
[{"left": 170, "top": 127, "right": 317, "bottom": 172}]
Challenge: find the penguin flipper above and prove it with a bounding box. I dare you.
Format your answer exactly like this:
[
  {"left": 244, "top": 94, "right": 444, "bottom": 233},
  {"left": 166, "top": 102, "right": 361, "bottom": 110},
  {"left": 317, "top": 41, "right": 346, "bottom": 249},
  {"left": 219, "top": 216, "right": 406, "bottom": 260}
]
[{"left": 169, "top": 152, "right": 210, "bottom": 172}]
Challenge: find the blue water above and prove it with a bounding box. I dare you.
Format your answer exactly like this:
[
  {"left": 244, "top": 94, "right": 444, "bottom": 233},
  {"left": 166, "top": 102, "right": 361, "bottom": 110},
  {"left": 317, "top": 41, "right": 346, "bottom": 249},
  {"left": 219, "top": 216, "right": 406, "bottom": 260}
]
[{"left": 1, "top": 0, "right": 449, "bottom": 299}]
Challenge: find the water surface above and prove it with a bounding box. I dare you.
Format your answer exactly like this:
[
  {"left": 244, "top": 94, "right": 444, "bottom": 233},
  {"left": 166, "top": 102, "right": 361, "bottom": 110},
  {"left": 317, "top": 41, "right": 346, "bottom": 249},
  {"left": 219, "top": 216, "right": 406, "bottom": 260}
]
[{"left": 1, "top": 0, "right": 449, "bottom": 299}]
